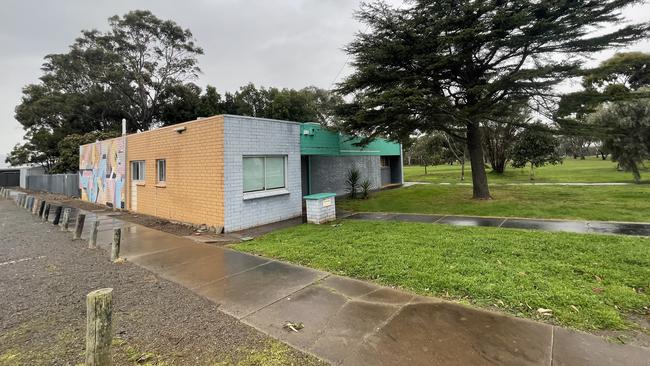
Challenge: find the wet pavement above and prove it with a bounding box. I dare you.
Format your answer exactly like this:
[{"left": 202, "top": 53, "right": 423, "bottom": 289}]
[
  {"left": 347, "top": 212, "right": 650, "bottom": 237},
  {"left": 3, "top": 191, "right": 650, "bottom": 365}
]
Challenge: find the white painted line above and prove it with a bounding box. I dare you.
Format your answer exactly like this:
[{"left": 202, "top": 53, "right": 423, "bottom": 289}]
[{"left": 0, "top": 255, "right": 45, "bottom": 267}]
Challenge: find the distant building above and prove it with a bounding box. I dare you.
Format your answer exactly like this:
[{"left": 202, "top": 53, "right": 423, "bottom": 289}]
[
  {"left": 0, "top": 163, "right": 45, "bottom": 189},
  {"left": 79, "top": 115, "right": 402, "bottom": 232}
]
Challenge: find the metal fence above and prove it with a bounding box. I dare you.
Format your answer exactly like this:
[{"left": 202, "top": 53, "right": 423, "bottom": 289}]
[{"left": 27, "top": 174, "right": 79, "bottom": 197}]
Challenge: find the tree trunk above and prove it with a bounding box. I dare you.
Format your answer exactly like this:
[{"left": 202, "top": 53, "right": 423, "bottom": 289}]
[
  {"left": 492, "top": 159, "right": 506, "bottom": 174},
  {"left": 460, "top": 151, "right": 466, "bottom": 181},
  {"left": 530, "top": 164, "right": 535, "bottom": 181},
  {"left": 466, "top": 123, "right": 491, "bottom": 199},
  {"left": 631, "top": 163, "right": 641, "bottom": 183}
]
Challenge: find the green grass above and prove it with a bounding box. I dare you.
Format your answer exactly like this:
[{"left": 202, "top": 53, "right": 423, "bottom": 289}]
[
  {"left": 339, "top": 184, "right": 650, "bottom": 222},
  {"left": 405, "top": 157, "right": 650, "bottom": 184},
  {"left": 235, "top": 220, "right": 650, "bottom": 331}
]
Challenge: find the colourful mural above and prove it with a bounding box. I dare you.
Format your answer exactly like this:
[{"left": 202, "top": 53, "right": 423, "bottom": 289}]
[{"left": 79, "top": 137, "right": 126, "bottom": 208}]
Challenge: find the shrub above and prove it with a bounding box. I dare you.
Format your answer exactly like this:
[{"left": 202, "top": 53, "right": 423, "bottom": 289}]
[
  {"left": 346, "top": 168, "right": 361, "bottom": 199},
  {"left": 360, "top": 179, "right": 372, "bottom": 199}
]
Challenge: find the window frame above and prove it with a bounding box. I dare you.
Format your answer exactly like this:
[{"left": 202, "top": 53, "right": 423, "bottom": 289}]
[
  {"left": 156, "top": 159, "right": 166, "bottom": 183},
  {"left": 242, "top": 155, "right": 287, "bottom": 193},
  {"left": 131, "top": 160, "right": 146, "bottom": 181}
]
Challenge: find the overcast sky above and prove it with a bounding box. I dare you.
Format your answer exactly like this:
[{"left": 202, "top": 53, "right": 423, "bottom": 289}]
[{"left": 1, "top": 0, "right": 649, "bottom": 160}]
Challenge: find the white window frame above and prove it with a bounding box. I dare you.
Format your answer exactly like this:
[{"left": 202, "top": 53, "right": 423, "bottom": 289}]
[
  {"left": 131, "top": 160, "right": 145, "bottom": 181},
  {"left": 242, "top": 155, "right": 287, "bottom": 193},
  {"left": 156, "top": 159, "right": 166, "bottom": 183}
]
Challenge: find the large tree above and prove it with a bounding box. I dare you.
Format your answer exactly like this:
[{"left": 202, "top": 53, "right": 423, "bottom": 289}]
[
  {"left": 9, "top": 10, "right": 203, "bottom": 169},
  {"left": 336, "top": 0, "right": 650, "bottom": 199},
  {"left": 588, "top": 98, "right": 650, "bottom": 183},
  {"left": 78, "top": 10, "right": 204, "bottom": 132},
  {"left": 558, "top": 52, "right": 650, "bottom": 181},
  {"left": 511, "top": 124, "right": 562, "bottom": 181}
]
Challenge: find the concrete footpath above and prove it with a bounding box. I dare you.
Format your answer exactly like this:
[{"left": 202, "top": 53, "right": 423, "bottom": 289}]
[
  {"left": 2, "top": 194, "right": 649, "bottom": 365},
  {"left": 346, "top": 212, "right": 650, "bottom": 237}
]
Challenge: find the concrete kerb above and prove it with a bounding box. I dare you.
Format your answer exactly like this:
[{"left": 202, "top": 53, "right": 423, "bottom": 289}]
[
  {"left": 31, "top": 198, "right": 39, "bottom": 214},
  {"left": 37, "top": 200, "right": 46, "bottom": 217},
  {"left": 60, "top": 208, "right": 71, "bottom": 231},
  {"left": 42, "top": 203, "right": 51, "bottom": 222},
  {"left": 52, "top": 206, "right": 63, "bottom": 225},
  {"left": 74, "top": 214, "right": 86, "bottom": 240}
]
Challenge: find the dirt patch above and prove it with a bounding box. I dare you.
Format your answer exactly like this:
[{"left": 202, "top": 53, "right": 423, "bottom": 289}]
[
  {"left": 18, "top": 190, "right": 197, "bottom": 237},
  {"left": 0, "top": 200, "right": 325, "bottom": 366},
  {"left": 116, "top": 212, "right": 196, "bottom": 236},
  {"left": 16, "top": 189, "right": 304, "bottom": 242}
]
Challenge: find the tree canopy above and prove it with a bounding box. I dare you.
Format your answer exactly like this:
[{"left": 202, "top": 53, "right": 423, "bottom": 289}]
[{"left": 336, "top": 0, "right": 650, "bottom": 199}]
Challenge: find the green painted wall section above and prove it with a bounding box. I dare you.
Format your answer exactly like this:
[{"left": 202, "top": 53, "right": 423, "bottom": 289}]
[{"left": 300, "top": 123, "right": 401, "bottom": 156}]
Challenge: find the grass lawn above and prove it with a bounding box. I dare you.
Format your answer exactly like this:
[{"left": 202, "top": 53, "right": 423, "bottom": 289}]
[
  {"left": 404, "top": 156, "right": 650, "bottom": 184},
  {"left": 339, "top": 184, "right": 650, "bottom": 222},
  {"left": 235, "top": 220, "right": 650, "bottom": 332}
]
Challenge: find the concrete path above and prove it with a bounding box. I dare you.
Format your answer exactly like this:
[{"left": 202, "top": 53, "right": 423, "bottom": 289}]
[
  {"left": 4, "top": 193, "right": 650, "bottom": 365},
  {"left": 346, "top": 212, "right": 650, "bottom": 237},
  {"left": 404, "top": 181, "right": 634, "bottom": 186}
]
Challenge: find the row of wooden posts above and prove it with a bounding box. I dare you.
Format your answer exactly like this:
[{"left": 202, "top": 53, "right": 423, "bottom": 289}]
[{"left": 2, "top": 187, "right": 119, "bottom": 366}]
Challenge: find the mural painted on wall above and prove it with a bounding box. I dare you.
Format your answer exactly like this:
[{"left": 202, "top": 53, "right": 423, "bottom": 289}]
[{"left": 79, "top": 137, "right": 126, "bottom": 208}]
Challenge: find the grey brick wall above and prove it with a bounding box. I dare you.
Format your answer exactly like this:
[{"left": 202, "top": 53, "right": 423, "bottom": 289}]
[
  {"left": 308, "top": 155, "right": 382, "bottom": 196},
  {"left": 223, "top": 115, "right": 302, "bottom": 232}
]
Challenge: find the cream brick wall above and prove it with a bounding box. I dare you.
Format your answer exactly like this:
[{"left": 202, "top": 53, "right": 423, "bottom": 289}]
[{"left": 126, "top": 116, "right": 224, "bottom": 228}]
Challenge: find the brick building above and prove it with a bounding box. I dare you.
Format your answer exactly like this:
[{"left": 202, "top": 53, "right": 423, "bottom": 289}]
[{"left": 79, "top": 115, "right": 402, "bottom": 232}]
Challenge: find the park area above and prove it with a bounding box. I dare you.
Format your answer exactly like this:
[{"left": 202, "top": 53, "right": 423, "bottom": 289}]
[
  {"left": 342, "top": 158, "right": 650, "bottom": 222},
  {"left": 403, "top": 157, "right": 650, "bottom": 184},
  {"left": 235, "top": 158, "right": 650, "bottom": 345}
]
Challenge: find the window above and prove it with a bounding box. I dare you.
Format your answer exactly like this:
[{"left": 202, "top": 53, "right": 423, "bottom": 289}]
[
  {"left": 131, "top": 161, "right": 145, "bottom": 181},
  {"left": 156, "top": 159, "right": 166, "bottom": 183},
  {"left": 243, "top": 156, "right": 286, "bottom": 193},
  {"left": 380, "top": 156, "right": 391, "bottom": 168}
]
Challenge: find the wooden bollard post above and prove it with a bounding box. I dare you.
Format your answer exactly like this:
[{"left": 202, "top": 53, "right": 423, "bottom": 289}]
[
  {"left": 42, "top": 203, "right": 50, "bottom": 222},
  {"left": 89, "top": 220, "right": 99, "bottom": 248},
  {"left": 111, "top": 228, "right": 121, "bottom": 262},
  {"left": 60, "top": 208, "right": 71, "bottom": 231},
  {"left": 31, "top": 198, "right": 39, "bottom": 214},
  {"left": 85, "top": 288, "right": 113, "bottom": 366},
  {"left": 74, "top": 214, "right": 86, "bottom": 240},
  {"left": 52, "top": 206, "right": 63, "bottom": 225},
  {"left": 27, "top": 197, "right": 34, "bottom": 211}
]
